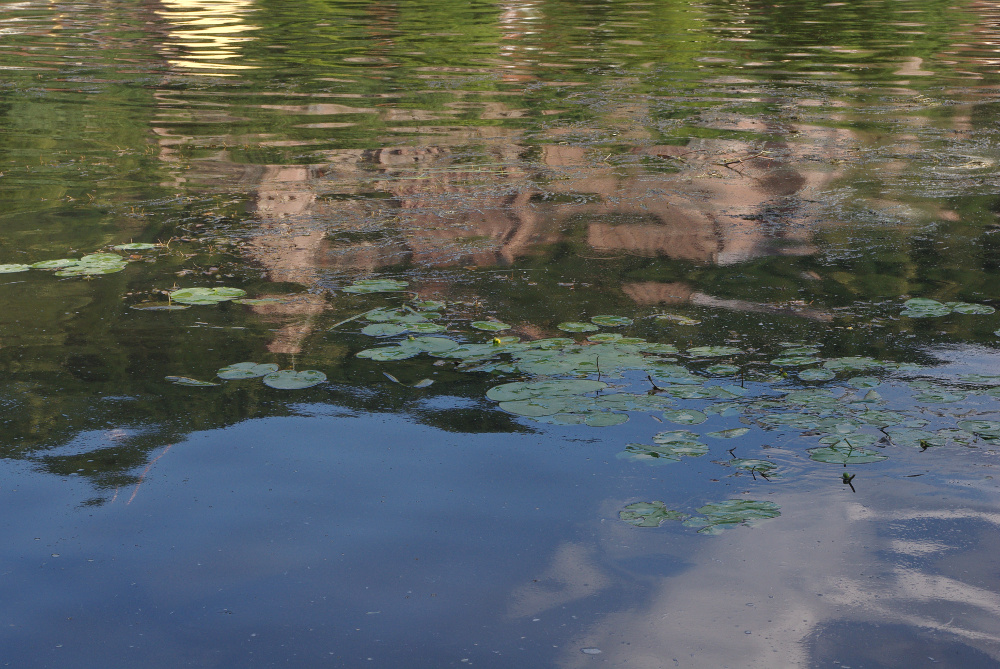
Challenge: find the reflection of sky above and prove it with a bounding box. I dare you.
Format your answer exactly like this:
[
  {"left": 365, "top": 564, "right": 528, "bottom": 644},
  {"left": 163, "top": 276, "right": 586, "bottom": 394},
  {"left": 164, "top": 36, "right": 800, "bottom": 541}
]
[{"left": 156, "top": 0, "right": 259, "bottom": 74}]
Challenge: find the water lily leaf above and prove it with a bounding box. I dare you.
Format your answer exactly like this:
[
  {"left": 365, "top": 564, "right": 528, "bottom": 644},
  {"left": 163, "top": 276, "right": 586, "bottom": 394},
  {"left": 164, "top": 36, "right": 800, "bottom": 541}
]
[
  {"left": 471, "top": 320, "right": 511, "bottom": 332},
  {"left": 364, "top": 307, "right": 430, "bottom": 323},
  {"left": 823, "top": 357, "right": 880, "bottom": 372},
  {"left": 901, "top": 297, "right": 951, "bottom": 318},
  {"left": 759, "top": 412, "right": 819, "bottom": 430},
  {"left": 130, "top": 302, "right": 190, "bottom": 311},
  {"left": 913, "top": 389, "right": 965, "bottom": 403},
  {"left": 169, "top": 286, "right": 246, "bottom": 305},
  {"left": 885, "top": 427, "right": 945, "bottom": 448},
  {"left": 165, "top": 376, "right": 220, "bottom": 387},
  {"left": 529, "top": 337, "right": 576, "bottom": 348},
  {"left": 343, "top": 279, "right": 409, "bottom": 294},
  {"left": 217, "top": 362, "right": 280, "bottom": 380},
  {"left": 407, "top": 322, "right": 446, "bottom": 333},
  {"left": 771, "top": 355, "right": 817, "bottom": 367},
  {"left": 586, "top": 333, "right": 622, "bottom": 342},
  {"left": 798, "top": 368, "right": 835, "bottom": 381},
  {"left": 729, "top": 458, "right": 778, "bottom": 476},
  {"left": 620, "top": 501, "right": 687, "bottom": 527},
  {"left": 662, "top": 386, "right": 714, "bottom": 399},
  {"left": 781, "top": 347, "right": 820, "bottom": 356},
  {"left": 705, "top": 364, "right": 740, "bottom": 375},
  {"left": 807, "top": 445, "right": 888, "bottom": 464},
  {"left": 619, "top": 444, "right": 682, "bottom": 464},
  {"left": 687, "top": 346, "right": 743, "bottom": 357},
  {"left": 500, "top": 397, "right": 575, "bottom": 417},
  {"left": 856, "top": 410, "right": 906, "bottom": 427},
  {"left": 357, "top": 346, "right": 419, "bottom": 361},
  {"left": 113, "top": 243, "right": 159, "bottom": 250},
  {"left": 591, "top": 315, "right": 633, "bottom": 327},
  {"left": 399, "top": 336, "right": 459, "bottom": 354},
  {"left": 643, "top": 343, "right": 680, "bottom": 355},
  {"left": 683, "top": 499, "right": 781, "bottom": 534},
  {"left": 30, "top": 259, "right": 78, "bottom": 270},
  {"left": 957, "top": 419, "right": 1000, "bottom": 440},
  {"left": 558, "top": 321, "right": 599, "bottom": 333},
  {"left": 486, "top": 379, "right": 607, "bottom": 402},
  {"left": 847, "top": 376, "right": 880, "bottom": 389},
  {"left": 946, "top": 301, "right": 995, "bottom": 315},
  {"left": 585, "top": 412, "right": 629, "bottom": 427},
  {"left": 55, "top": 263, "right": 126, "bottom": 276},
  {"left": 625, "top": 432, "right": 709, "bottom": 462},
  {"left": 362, "top": 323, "right": 410, "bottom": 337},
  {"left": 819, "top": 433, "right": 879, "bottom": 447},
  {"left": 654, "top": 313, "right": 700, "bottom": 325},
  {"left": 411, "top": 299, "right": 445, "bottom": 311},
  {"left": 663, "top": 409, "right": 708, "bottom": 425},
  {"left": 707, "top": 427, "right": 749, "bottom": 439},
  {"left": 262, "top": 369, "right": 327, "bottom": 389}
]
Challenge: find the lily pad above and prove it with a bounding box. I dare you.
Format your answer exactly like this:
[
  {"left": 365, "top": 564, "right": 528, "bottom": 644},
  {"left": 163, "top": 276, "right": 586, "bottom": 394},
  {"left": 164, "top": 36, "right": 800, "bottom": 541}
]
[
  {"left": 471, "top": 321, "right": 511, "bottom": 332},
  {"left": 169, "top": 286, "right": 246, "bottom": 305},
  {"left": 217, "top": 362, "right": 280, "bottom": 380},
  {"left": 707, "top": 427, "right": 750, "bottom": 439},
  {"left": 486, "top": 379, "right": 607, "bottom": 402},
  {"left": 557, "top": 322, "right": 599, "bottom": 333},
  {"left": 662, "top": 409, "right": 708, "bottom": 425},
  {"left": 957, "top": 419, "right": 1000, "bottom": 440},
  {"left": 165, "top": 376, "right": 220, "bottom": 387},
  {"left": 798, "top": 368, "right": 835, "bottom": 381},
  {"left": 356, "top": 346, "right": 419, "bottom": 361},
  {"left": 687, "top": 346, "right": 743, "bottom": 357},
  {"left": 946, "top": 301, "right": 995, "bottom": 315},
  {"left": 343, "top": 279, "right": 409, "bottom": 294},
  {"left": 654, "top": 313, "right": 700, "bottom": 325},
  {"left": 771, "top": 355, "right": 817, "bottom": 367},
  {"left": 585, "top": 412, "right": 629, "bottom": 427},
  {"left": 411, "top": 299, "right": 445, "bottom": 311},
  {"left": 262, "top": 369, "right": 327, "bottom": 389},
  {"left": 901, "top": 298, "right": 952, "bottom": 318},
  {"left": 400, "top": 336, "right": 460, "bottom": 354},
  {"left": 823, "top": 357, "right": 880, "bottom": 372},
  {"left": 591, "top": 315, "right": 633, "bottom": 327},
  {"left": 620, "top": 501, "right": 687, "bottom": 527},
  {"left": 30, "top": 259, "right": 78, "bottom": 270},
  {"left": 847, "top": 376, "right": 880, "bottom": 389},
  {"left": 705, "top": 364, "right": 740, "bottom": 375},
  {"left": 729, "top": 458, "right": 778, "bottom": 476},
  {"left": 885, "top": 427, "right": 945, "bottom": 449},
  {"left": 683, "top": 499, "right": 781, "bottom": 534},
  {"left": 361, "top": 323, "right": 410, "bottom": 337},
  {"left": 807, "top": 445, "right": 888, "bottom": 464},
  {"left": 113, "top": 243, "right": 159, "bottom": 250}
]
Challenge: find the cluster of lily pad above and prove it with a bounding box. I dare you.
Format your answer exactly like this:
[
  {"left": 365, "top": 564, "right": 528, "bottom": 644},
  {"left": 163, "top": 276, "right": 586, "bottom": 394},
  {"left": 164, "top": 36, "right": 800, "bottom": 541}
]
[
  {"left": 0, "top": 243, "right": 163, "bottom": 277},
  {"left": 901, "top": 297, "right": 994, "bottom": 317},
  {"left": 167, "top": 362, "right": 326, "bottom": 389},
  {"left": 335, "top": 287, "right": 1000, "bottom": 534}
]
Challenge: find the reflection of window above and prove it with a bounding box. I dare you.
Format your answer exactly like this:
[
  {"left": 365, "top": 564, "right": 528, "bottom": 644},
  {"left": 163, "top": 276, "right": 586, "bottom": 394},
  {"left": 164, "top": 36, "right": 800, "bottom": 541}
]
[{"left": 157, "top": 0, "right": 259, "bottom": 73}]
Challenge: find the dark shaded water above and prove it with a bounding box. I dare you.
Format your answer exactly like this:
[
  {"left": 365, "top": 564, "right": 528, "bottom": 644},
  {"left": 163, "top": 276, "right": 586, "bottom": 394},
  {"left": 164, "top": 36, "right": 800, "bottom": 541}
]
[{"left": 3, "top": 0, "right": 1000, "bottom": 666}]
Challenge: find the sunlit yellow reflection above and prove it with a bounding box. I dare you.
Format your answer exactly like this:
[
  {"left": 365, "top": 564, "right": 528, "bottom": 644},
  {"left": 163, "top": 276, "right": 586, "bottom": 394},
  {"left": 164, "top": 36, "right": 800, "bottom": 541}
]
[{"left": 157, "top": 0, "right": 259, "bottom": 74}]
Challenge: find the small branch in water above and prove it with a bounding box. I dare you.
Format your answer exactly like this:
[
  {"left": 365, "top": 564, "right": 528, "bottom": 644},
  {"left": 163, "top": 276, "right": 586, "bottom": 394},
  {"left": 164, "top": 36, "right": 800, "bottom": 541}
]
[
  {"left": 596, "top": 356, "right": 601, "bottom": 383},
  {"left": 127, "top": 443, "right": 174, "bottom": 505},
  {"left": 328, "top": 311, "right": 367, "bottom": 331},
  {"left": 719, "top": 151, "right": 769, "bottom": 168},
  {"left": 646, "top": 374, "right": 663, "bottom": 391}
]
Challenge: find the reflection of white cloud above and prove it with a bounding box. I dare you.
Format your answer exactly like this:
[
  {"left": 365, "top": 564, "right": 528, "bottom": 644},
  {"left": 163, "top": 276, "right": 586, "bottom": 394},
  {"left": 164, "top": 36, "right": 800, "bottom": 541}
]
[
  {"left": 508, "top": 488, "right": 1000, "bottom": 668},
  {"left": 508, "top": 543, "right": 610, "bottom": 619},
  {"left": 157, "top": 0, "right": 259, "bottom": 74}
]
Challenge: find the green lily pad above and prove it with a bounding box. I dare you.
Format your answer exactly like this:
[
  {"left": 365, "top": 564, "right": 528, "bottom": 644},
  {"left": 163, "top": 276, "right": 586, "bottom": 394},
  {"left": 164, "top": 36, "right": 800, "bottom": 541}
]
[
  {"left": 798, "top": 368, "right": 835, "bottom": 381},
  {"left": 130, "top": 302, "right": 191, "bottom": 311},
  {"left": 169, "top": 286, "right": 246, "bottom": 305},
  {"left": 113, "top": 243, "right": 159, "bottom": 250},
  {"left": 643, "top": 343, "right": 680, "bottom": 355},
  {"left": 411, "top": 299, "right": 445, "bottom": 311},
  {"left": 262, "top": 369, "right": 327, "bottom": 389},
  {"left": 683, "top": 499, "right": 781, "bottom": 534},
  {"left": 807, "top": 445, "right": 888, "bottom": 464},
  {"left": 30, "top": 259, "right": 78, "bottom": 270},
  {"left": 591, "top": 315, "right": 633, "bottom": 327},
  {"left": 217, "top": 362, "right": 280, "bottom": 380},
  {"left": 356, "top": 346, "right": 419, "bottom": 361},
  {"left": 585, "top": 412, "right": 629, "bottom": 427},
  {"left": 946, "top": 301, "right": 995, "bottom": 315},
  {"left": 165, "top": 376, "right": 220, "bottom": 387},
  {"left": 913, "top": 389, "right": 965, "bottom": 403},
  {"left": 343, "top": 279, "right": 409, "bottom": 294},
  {"left": 663, "top": 409, "right": 708, "bottom": 425},
  {"left": 901, "top": 298, "right": 952, "bottom": 318},
  {"left": 847, "top": 376, "right": 880, "bottom": 389},
  {"left": 957, "top": 419, "right": 1000, "bottom": 440},
  {"left": 362, "top": 323, "right": 410, "bottom": 337},
  {"left": 771, "top": 355, "right": 817, "bottom": 367},
  {"left": 499, "top": 397, "right": 575, "bottom": 417},
  {"left": 486, "top": 379, "right": 607, "bottom": 402},
  {"left": 621, "top": 431, "right": 709, "bottom": 463},
  {"left": 705, "top": 364, "right": 740, "bottom": 375},
  {"left": 620, "top": 501, "right": 687, "bottom": 527},
  {"left": 823, "top": 357, "right": 880, "bottom": 372},
  {"left": 557, "top": 322, "right": 599, "bottom": 333},
  {"left": 707, "top": 427, "right": 750, "bottom": 439},
  {"left": 729, "top": 458, "right": 778, "bottom": 476},
  {"left": 586, "top": 333, "right": 622, "bottom": 342},
  {"left": 885, "top": 427, "right": 945, "bottom": 448},
  {"left": 687, "top": 346, "right": 743, "bottom": 357},
  {"left": 471, "top": 321, "right": 511, "bottom": 332},
  {"left": 654, "top": 313, "right": 700, "bottom": 325},
  {"left": 364, "top": 307, "right": 431, "bottom": 323},
  {"left": 407, "top": 322, "right": 447, "bottom": 334},
  {"left": 399, "top": 336, "right": 459, "bottom": 354}
]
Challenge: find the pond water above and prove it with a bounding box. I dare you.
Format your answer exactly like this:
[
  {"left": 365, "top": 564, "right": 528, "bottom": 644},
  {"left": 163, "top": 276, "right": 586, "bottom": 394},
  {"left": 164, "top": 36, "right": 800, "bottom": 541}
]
[{"left": 3, "top": 0, "right": 1000, "bottom": 666}]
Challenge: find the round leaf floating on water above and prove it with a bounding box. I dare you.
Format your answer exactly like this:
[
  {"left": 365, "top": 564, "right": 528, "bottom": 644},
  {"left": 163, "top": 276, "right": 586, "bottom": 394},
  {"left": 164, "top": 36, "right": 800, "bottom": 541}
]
[
  {"left": 262, "top": 369, "right": 327, "bottom": 389},
  {"left": 682, "top": 499, "right": 781, "bottom": 534},
  {"left": 557, "top": 321, "right": 599, "bottom": 333},
  {"left": 343, "top": 279, "right": 409, "bottom": 294},
  {"left": 165, "top": 376, "right": 220, "bottom": 387},
  {"left": 361, "top": 323, "right": 411, "bottom": 337},
  {"left": 946, "top": 301, "right": 995, "bottom": 315},
  {"left": 217, "top": 362, "right": 280, "bottom": 380},
  {"left": 398, "top": 336, "right": 459, "bottom": 354},
  {"left": 471, "top": 321, "right": 511, "bottom": 332},
  {"left": 806, "top": 445, "right": 888, "bottom": 464},
  {"left": 730, "top": 458, "right": 779, "bottom": 477},
  {"left": 687, "top": 346, "right": 743, "bottom": 357},
  {"left": 587, "top": 333, "right": 623, "bottom": 342},
  {"left": 113, "top": 243, "right": 159, "bottom": 251},
  {"left": 707, "top": 427, "right": 750, "bottom": 439},
  {"left": 771, "top": 355, "right": 817, "bottom": 367},
  {"left": 823, "top": 356, "right": 880, "bottom": 372},
  {"left": 357, "top": 346, "right": 419, "bottom": 361},
  {"left": 0, "top": 264, "right": 31, "bottom": 273},
  {"left": 486, "top": 379, "right": 607, "bottom": 402},
  {"left": 705, "top": 364, "right": 740, "bottom": 375},
  {"left": 901, "top": 298, "right": 951, "bottom": 318},
  {"left": 591, "top": 315, "right": 633, "bottom": 327},
  {"left": 663, "top": 409, "right": 708, "bottom": 425},
  {"left": 169, "top": 286, "right": 246, "bottom": 305},
  {"left": 584, "top": 412, "right": 629, "bottom": 427},
  {"left": 655, "top": 313, "right": 700, "bottom": 326},
  {"left": 798, "top": 368, "right": 835, "bottom": 382},
  {"left": 30, "top": 259, "right": 78, "bottom": 270},
  {"left": 620, "top": 501, "right": 687, "bottom": 527}
]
